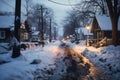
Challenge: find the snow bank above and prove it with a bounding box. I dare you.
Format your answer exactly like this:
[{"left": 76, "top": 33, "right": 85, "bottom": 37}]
[
  {"left": 0, "top": 42, "right": 60, "bottom": 80},
  {"left": 72, "top": 40, "right": 86, "bottom": 53},
  {"left": 0, "top": 61, "right": 35, "bottom": 80},
  {"left": 0, "top": 43, "right": 10, "bottom": 53},
  {"left": 83, "top": 45, "right": 120, "bottom": 79}
]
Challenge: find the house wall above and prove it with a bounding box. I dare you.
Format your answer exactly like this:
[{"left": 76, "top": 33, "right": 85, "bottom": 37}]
[
  {"left": 93, "top": 31, "right": 97, "bottom": 39},
  {"left": 92, "top": 17, "right": 101, "bottom": 39},
  {"left": 20, "top": 32, "right": 29, "bottom": 42},
  {"left": 103, "top": 31, "right": 112, "bottom": 38},
  {"left": 20, "top": 27, "right": 30, "bottom": 42},
  {"left": 102, "top": 31, "right": 120, "bottom": 39},
  {"left": 31, "top": 35, "right": 40, "bottom": 42},
  {"left": 0, "top": 28, "right": 11, "bottom": 43}
]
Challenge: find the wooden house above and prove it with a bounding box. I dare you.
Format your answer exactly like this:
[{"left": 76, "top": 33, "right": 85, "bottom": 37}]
[
  {"left": 0, "top": 15, "right": 28, "bottom": 43},
  {"left": 91, "top": 15, "right": 120, "bottom": 46},
  {"left": 20, "top": 23, "right": 29, "bottom": 41},
  {"left": 0, "top": 16, "right": 14, "bottom": 43}
]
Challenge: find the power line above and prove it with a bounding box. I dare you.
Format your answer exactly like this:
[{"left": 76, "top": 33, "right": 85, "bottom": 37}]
[
  {"left": 68, "top": 0, "right": 76, "bottom": 10},
  {"left": 48, "top": 0, "right": 77, "bottom": 6}
]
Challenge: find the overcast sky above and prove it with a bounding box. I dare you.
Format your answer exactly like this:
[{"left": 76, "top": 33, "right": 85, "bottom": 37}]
[{"left": 0, "top": 0, "right": 80, "bottom": 36}]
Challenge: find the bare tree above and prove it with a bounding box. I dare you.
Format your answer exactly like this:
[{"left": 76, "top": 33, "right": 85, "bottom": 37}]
[
  {"left": 75, "top": 0, "right": 107, "bottom": 15},
  {"left": 24, "top": 0, "right": 32, "bottom": 17},
  {"left": 71, "top": 0, "right": 108, "bottom": 26},
  {"left": 63, "top": 10, "right": 80, "bottom": 37},
  {"left": 30, "top": 3, "right": 55, "bottom": 40}
]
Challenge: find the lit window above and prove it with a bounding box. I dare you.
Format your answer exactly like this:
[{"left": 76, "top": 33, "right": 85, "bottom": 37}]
[
  {"left": 0, "top": 31, "right": 5, "bottom": 39},
  {"left": 24, "top": 33, "right": 28, "bottom": 39}
]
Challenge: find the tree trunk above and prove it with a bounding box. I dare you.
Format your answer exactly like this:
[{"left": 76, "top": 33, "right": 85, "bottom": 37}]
[
  {"left": 106, "top": 0, "right": 118, "bottom": 46},
  {"left": 111, "top": 18, "right": 118, "bottom": 46},
  {"left": 49, "top": 18, "right": 52, "bottom": 42}
]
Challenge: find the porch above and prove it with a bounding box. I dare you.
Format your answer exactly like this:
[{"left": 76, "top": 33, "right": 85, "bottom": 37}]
[{"left": 88, "top": 38, "right": 112, "bottom": 48}]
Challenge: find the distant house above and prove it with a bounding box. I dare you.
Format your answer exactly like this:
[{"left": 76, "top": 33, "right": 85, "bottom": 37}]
[
  {"left": 20, "top": 23, "right": 29, "bottom": 42},
  {"left": 78, "top": 27, "right": 93, "bottom": 40},
  {"left": 91, "top": 15, "right": 120, "bottom": 45},
  {"left": 0, "top": 15, "right": 27, "bottom": 43},
  {"left": 31, "top": 31, "right": 40, "bottom": 42}
]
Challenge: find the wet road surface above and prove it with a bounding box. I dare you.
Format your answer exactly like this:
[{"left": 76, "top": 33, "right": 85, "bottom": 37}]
[{"left": 33, "top": 43, "right": 112, "bottom": 80}]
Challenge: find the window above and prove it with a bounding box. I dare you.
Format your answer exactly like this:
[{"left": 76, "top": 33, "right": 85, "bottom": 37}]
[
  {"left": 0, "top": 31, "right": 5, "bottom": 39},
  {"left": 24, "top": 33, "right": 28, "bottom": 40}
]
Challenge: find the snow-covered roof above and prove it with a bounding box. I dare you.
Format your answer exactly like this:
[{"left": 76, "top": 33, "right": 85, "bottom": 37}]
[
  {"left": 32, "top": 31, "right": 40, "bottom": 35},
  {"left": 96, "top": 15, "right": 120, "bottom": 30},
  {"left": 0, "top": 16, "right": 27, "bottom": 28},
  {"left": 79, "top": 27, "right": 93, "bottom": 35},
  {"left": 0, "top": 16, "right": 14, "bottom": 28}
]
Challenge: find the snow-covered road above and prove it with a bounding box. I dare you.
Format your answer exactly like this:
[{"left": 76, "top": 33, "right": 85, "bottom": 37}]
[
  {"left": 51, "top": 43, "right": 111, "bottom": 80},
  {"left": 0, "top": 41, "right": 120, "bottom": 80}
]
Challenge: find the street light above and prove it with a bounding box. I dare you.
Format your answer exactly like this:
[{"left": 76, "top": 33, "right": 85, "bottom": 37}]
[
  {"left": 86, "top": 24, "right": 90, "bottom": 46},
  {"left": 86, "top": 24, "right": 90, "bottom": 30},
  {"left": 66, "top": 35, "right": 69, "bottom": 39}
]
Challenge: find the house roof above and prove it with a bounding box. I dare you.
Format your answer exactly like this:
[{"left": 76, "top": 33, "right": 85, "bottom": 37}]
[
  {"left": 32, "top": 31, "right": 40, "bottom": 36},
  {"left": 96, "top": 15, "right": 120, "bottom": 30},
  {"left": 0, "top": 16, "right": 14, "bottom": 28},
  {"left": 0, "top": 15, "right": 26, "bottom": 28}
]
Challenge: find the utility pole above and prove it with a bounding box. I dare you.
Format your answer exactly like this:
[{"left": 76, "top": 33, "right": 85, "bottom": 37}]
[
  {"left": 49, "top": 18, "right": 52, "bottom": 42},
  {"left": 54, "top": 27, "right": 56, "bottom": 40},
  {"left": 12, "top": 0, "right": 21, "bottom": 58},
  {"left": 41, "top": 6, "right": 44, "bottom": 47}
]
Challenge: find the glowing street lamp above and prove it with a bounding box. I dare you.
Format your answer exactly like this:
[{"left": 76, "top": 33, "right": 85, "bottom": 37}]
[
  {"left": 86, "top": 24, "right": 90, "bottom": 30},
  {"left": 86, "top": 24, "right": 90, "bottom": 46},
  {"left": 66, "top": 35, "right": 69, "bottom": 39}
]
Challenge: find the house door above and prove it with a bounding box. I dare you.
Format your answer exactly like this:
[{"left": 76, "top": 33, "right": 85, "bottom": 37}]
[{"left": 97, "top": 31, "right": 103, "bottom": 42}]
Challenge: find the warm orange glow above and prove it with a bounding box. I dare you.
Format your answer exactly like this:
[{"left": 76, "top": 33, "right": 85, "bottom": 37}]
[
  {"left": 86, "top": 24, "right": 90, "bottom": 30},
  {"left": 87, "top": 46, "right": 101, "bottom": 52},
  {"left": 20, "top": 24, "right": 25, "bottom": 29},
  {"left": 66, "top": 35, "right": 69, "bottom": 39}
]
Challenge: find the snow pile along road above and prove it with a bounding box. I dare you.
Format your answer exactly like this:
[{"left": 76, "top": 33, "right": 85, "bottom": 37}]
[
  {"left": 83, "top": 45, "right": 120, "bottom": 80},
  {"left": 0, "top": 42, "right": 60, "bottom": 80}
]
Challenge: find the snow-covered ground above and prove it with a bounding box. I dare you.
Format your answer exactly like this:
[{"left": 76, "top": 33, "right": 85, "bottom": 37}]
[
  {"left": 0, "top": 41, "right": 61, "bottom": 80},
  {"left": 0, "top": 43, "right": 10, "bottom": 53},
  {"left": 67, "top": 41, "right": 120, "bottom": 79},
  {"left": 82, "top": 45, "right": 120, "bottom": 80},
  {"left": 0, "top": 40, "right": 120, "bottom": 80}
]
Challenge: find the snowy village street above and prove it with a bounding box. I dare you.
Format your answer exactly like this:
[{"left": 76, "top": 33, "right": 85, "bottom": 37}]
[
  {"left": 0, "top": 41, "right": 120, "bottom": 80},
  {"left": 0, "top": 0, "right": 120, "bottom": 80}
]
